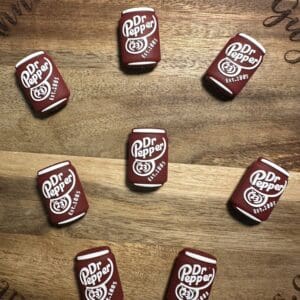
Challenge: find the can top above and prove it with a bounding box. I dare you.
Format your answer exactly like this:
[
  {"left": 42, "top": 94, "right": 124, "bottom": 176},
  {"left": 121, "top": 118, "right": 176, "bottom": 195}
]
[
  {"left": 76, "top": 246, "right": 111, "bottom": 261},
  {"left": 37, "top": 161, "right": 70, "bottom": 176},
  {"left": 180, "top": 248, "right": 217, "bottom": 265},
  {"left": 258, "top": 157, "right": 289, "bottom": 177},
  {"left": 15, "top": 51, "right": 45, "bottom": 69},
  {"left": 238, "top": 33, "right": 266, "bottom": 54},
  {"left": 132, "top": 128, "right": 166, "bottom": 134},
  {"left": 122, "top": 7, "right": 154, "bottom": 15}
]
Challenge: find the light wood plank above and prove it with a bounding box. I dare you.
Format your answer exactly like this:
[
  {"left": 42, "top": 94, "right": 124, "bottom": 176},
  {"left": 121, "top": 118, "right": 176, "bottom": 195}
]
[{"left": 0, "top": 150, "right": 299, "bottom": 299}]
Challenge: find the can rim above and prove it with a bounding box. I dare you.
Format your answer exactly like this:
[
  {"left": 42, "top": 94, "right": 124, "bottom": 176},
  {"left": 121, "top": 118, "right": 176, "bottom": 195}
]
[
  {"left": 185, "top": 251, "right": 217, "bottom": 265},
  {"left": 235, "top": 207, "right": 262, "bottom": 222},
  {"left": 76, "top": 249, "right": 110, "bottom": 261},
  {"left": 208, "top": 76, "right": 233, "bottom": 95},
  {"left": 132, "top": 128, "right": 166, "bottom": 134},
  {"left": 133, "top": 183, "right": 162, "bottom": 188},
  {"left": 128, "top": 61, "right": 157, "bottom": 66},
  {"left": 238, "top": 33, "right": 266, "bottom": 54},
  {"left": 58, "top": 212, "right": 86, "bottom": 225},
  {"left": 260, "top": 158, "right": 289, "bottom": 177},
  {"left": 41, "top": 98, "right": 68, "bottom": 113},
  {"left": 122, "top": 7, "right": 154, "bottom": 14},
  {"left": 15, "top": 51, "right": 45, "bottom": 68},
  {"left": 37, "top": 161, "right": 70, "bottom": 176}
]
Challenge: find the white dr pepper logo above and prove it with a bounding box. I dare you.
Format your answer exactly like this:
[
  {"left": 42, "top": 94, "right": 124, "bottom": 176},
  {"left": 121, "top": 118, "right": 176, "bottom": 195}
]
[
  {"left": 244, "top": 170, "right": 287, "bottom": 208},
  {"left": 79, "top": 258, "right": 114, "bottom": 300},
  {"left": 131, "top": 136, "right": 166, "bottom": 176},
  {"left": 218, "top": 42, "right": 263, "bottom": 77},
  {"left": 122, "top": 14, "right": 157, "bottom": 54},
  {"left": 175, "top": 264, "right": 215, "bottom": 300},
  {"left": 21, "top": 57, "right": 53, "bottom": 102},
  {"left": 42, "top": 169, "right": 76, "bottom": 214}
]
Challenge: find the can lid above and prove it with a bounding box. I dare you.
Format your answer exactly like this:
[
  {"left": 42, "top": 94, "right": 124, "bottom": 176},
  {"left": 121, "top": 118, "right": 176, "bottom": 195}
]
[
  {"left": 41, "top": 98, "right": 68, "bottom": 113},
  {"left": 122, "top": 7, "right": 154, "bottom": 14},
  {"left": 238, "top": 33, "right": 266, "bottom": 54},
  {"left": 184, "top": 250, "right": 217, "bottom": 265},
  {"left": 37, "top": 161, "right": 70, "bottom": 176},
  {"left": 132, "top": 128, "right": 166, "bottom": 134},
  {"left": 15, "top": 51, "right": 45, "bottom": 68},
  {"left": 235, "top": 207, "right": 262, "bottom": 222},
  {"left": 76, "top": 247, "right": 111, "bottom": 261},
  {"left": 259, "top": 158, "right": 289, "bottom": 177},
  {"left": 207, "top": 76, "right": 234, "bottom": 95}
]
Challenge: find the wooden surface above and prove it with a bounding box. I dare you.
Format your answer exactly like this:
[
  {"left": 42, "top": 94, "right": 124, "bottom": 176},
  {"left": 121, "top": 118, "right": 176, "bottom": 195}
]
[
  {"left": 0, "top": 151, "right": 299, "bottom": 300},
  {"left": 0, "top": 0, "right": 300, "bottom": 299},
  {"left": 0, "top": 0, "right": 299, "bottom": 170}
]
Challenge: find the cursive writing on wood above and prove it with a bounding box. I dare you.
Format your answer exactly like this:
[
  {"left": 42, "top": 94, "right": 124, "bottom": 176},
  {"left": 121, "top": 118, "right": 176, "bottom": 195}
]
[
  {"left": 0, "top": 0, "right": 39, "bottom": 36},
  {"left": 263, "top": 0, "right": 300, "bottom": 64},
  {"left": 0, "top": 279, "right": 25, "bottom": 299},
  {"left": 273, "top": 275, "right": 300, "bottom": 299}
]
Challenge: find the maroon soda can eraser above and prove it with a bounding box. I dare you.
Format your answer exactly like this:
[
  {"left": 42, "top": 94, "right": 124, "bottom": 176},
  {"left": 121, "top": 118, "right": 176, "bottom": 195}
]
[
  {"left": 37, "top": 161, "right": 88, "bottom": 226},
  {"left": 119, "top": 7, "right": 161, "bottom": 67},
  {"left": 127, "top": 128, "right": 168, "bottom": 188},
  {"left": 166, "top": 248, "right": 217, "bottom": 300},
  {"left": 205, "top": 33, "right": 265, "bottom": 97},
  {"left": 15, "top": 51, "right": 70, "bottom": 116},
  {"left": 230, "top": 157, "right": 289, "bottom": 222},
  {"left": 74, "top": 246, "right": 124, "bottom": 300}
]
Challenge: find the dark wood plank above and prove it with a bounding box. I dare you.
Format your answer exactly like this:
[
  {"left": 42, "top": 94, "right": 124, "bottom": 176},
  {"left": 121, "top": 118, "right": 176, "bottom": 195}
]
[{"left": 0, "top": 0, "right": 299, "bottom": 170}]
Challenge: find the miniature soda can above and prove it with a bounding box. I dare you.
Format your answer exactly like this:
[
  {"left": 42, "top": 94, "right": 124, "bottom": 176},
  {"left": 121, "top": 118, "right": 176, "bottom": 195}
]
[
  {"left": 127, "top": 128, "right": 168, "bottom": 188},
  {"left": 205, "top": 33, "right": 265, "bottom": 97},
  {"left": 16, "top": 51, "right": 70, "bottom": 115},
  {"left": 230, "top": 157, "right": 289, "bottom": 222},
  {"left": 119, "top": 7, "right": 161, "bottom": 67},
  {"left": 37, "top": 161, "right": 88, "bottom": 225},
  {"left": 166, "top": 248, "right": 217, "bottom": 300},
  {"left": 74, "top": 246, "right": 124, "bottom": 300}
]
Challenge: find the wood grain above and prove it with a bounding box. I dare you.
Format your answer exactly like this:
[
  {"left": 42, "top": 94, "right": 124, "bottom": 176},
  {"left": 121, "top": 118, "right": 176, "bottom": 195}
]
[
  {"left": 0, "top": 1, "right": 299, "bottom": 299},
  {"left": 0, "top": 150, "right": 299, "bottom": 299},
  {"left": 0, "top": 0, "right": 299, "bottom": 170}
]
